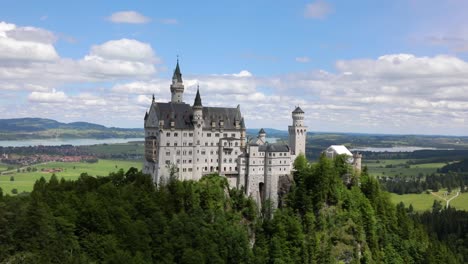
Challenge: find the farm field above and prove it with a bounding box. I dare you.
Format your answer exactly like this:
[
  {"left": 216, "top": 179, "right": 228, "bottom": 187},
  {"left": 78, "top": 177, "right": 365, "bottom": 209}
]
[
  {"left": 364, "top": 159, "right": 447, "bottom": 177},
  {"left": 0, "top": 159, "right": 141, "bottom": 194},
  {"left": 390, "top": 190, "right": 468, "bottom": 211}
]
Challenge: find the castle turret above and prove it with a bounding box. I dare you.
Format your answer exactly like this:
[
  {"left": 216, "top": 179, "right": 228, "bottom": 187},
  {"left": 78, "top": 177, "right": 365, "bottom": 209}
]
[
  {"left": 192, "top": 87, "right": 203, "bottom": 180},
  {"left": 258, "top": 128, "right": 266, "bottom": 143},
  {"left": 170, "top": 60, "right": 184, "bottom": 103},
  {"left": 240, "top": 118, "right": 246, "bottom": 149},
  {"left": 288, "top": 106, "right": 307, "bottom": 156},
  {"left": 353, "top": 152, "right": 362, "bottom": 173}
]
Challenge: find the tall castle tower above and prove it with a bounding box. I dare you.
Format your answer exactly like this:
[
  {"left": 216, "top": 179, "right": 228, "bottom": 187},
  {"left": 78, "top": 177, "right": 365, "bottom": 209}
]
[
  {"left": 288, "top": 106, "right": 307, "bottom": 156},
  {"left": 192, "top": 87, "right": 203, "bottom": 180},
  {"left": 170, "top": 60, "right": 184, "bottom": 103}
]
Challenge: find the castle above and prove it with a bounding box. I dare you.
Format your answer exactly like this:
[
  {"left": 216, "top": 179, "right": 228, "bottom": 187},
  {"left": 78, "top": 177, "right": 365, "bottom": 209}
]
[{"left": 143, "top": 61, "right": 307, "bottom": 207}]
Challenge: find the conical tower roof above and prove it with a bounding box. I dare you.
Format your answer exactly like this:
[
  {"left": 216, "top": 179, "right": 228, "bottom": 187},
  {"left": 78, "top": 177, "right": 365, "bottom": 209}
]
[
  {"left": 193, "top": 87, "right": 202, "bottom": 107},
  {"left": 172, "top": 60, "right": 183, "bottom": 83}
]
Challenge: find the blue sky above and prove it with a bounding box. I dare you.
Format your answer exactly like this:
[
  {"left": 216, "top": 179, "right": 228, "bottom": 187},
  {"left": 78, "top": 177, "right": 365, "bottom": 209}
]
[{"left": 1, "top": 0, "right": 468, "bottom": 135}]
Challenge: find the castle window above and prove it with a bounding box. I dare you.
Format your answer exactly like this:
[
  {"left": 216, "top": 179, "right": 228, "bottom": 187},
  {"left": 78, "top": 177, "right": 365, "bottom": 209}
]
[
  {"left": 183, "top": 168, "right": 186, "bottom": 172},
  {"left": 224, "top": 167, "right": 226, "bottom": 171},
  {"left": 223, "top": 158, "right": 227, "bottom": 163},
  {"left": 166, "top": 142, "right": 170, "bottom": 146},
  {"left": 211, "top": 142, "right": 214, "bottom": 146},
  {"left": 165, "top": 160, "right": 170, "bottom": 165},
  {"left": 188, "top": 159, "right": 192, "bottom": 163},
  {"left": 176, "top": 150, "right": 180, "bottom": 155},
  {"left": 229, "top": 158, "right": 232, "bottom": 163},
  {"left": 189, "top": 133, "right": 193, "bottom": 136},
  {"left": 174, "top": 133, "right": 178, "bottom": 137},
  {"left": 235, "top": 142, "right": 238, "bottom": 147},
  {"left": 235, "top": 167, "right": 237, "bottom": 171},
  {"left": 223, "top": 133, "right": 228, "bottom": 138},
  {"left": 229, "top": 167, "right": 231, "bottom": 171},
  {"left": 269, "top": 161, "right": 271, "bottom": 164},
  {"left": 197, "top": 140, "right": 200, "bottom": 145},
  {"left": 231, "top": 133, "right": 235, "bottom": 137},
  {"left": 183, "top": 132, "right": 187, "bottom": 137},
  {"left": 215, "top": 133, "right": 219, "bottom": 137},
  {"left": 205, "top": 142, "right": 208, "bottom": 146},
  {"left": 201, "top": 150, "right": 206, "bottom": 155},
  {"left": 189, "top": 151, "right": 192, "bottom": 155},
  {"left": 207, "top": 133, "right": 211, "bottom": 137},
  {"left": 166, "top": 132, "right": 170, "bottom": 137},
  {"left": 210, "top": 151, "right": 214, "bottom": 155},
  {"left": 174, "top": 142, "right": 178, "bottom": 146},
  {"left": 189, "top": 143, "right": 193, "bottom": 146},
  {"left": 176, "top": 159, "right": 180, "bottom": 164},
  {"left": 188, "top": 168, "right": 192, "bottom": 172},
  {"left": 165, "top": 151, "right": 170, "bottom": 156},
  {"left": 205, "top": 166, "right": 207, "bottom": 171}
]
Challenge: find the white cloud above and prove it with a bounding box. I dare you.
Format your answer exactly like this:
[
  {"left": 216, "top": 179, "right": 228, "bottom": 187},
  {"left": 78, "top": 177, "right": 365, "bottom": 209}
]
[
  {"left": 0, "top": 21, "right": 58, "bottom": 62},
  {"left": 112, "top": 80, "right": 167, "bottom": 94},
  {"left": 90, "top": 39, "right": 158, "bottom": 63},
  {"left": 304, "top": 1, "right": 333, "bottom": 19},
  {"left": 295, "top": 56, "right": 311, "bottom": 63},
  {"left": 108, "top": 11, "right": 151, "bottom": 24},
  {"left": 28, "top": 89, "right": 67, "bottom": 103}
]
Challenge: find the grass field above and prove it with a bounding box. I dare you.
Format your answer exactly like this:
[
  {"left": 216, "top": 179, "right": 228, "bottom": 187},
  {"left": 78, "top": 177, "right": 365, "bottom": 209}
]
[
  {"left": 365, "top": 159, "right": 446, "bottom": 177},
  {"left": 0, "top": 159, "right": 141, "bottom": 194},
  {"left": 390, "top": 190, "right": 468, "bottom": 211}
]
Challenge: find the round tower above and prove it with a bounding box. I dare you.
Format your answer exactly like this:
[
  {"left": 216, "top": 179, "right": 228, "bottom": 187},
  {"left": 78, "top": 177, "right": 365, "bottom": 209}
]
[
  {"left": 192, "top": 87, "right": 203, "bottom": 180},
  {"left": 288, "top": 106, "right": 307, "bottom": 156},
  {"left": 258, "top": 128, "right": 266, "bottom": 143}
]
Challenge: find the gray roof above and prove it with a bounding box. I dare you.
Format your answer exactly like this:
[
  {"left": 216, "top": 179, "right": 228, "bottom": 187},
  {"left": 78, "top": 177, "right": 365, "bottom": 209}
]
[
  {"left": 194, "top": 88, "right": 202, "bottom": 107},
  {"left": 153, "top": 102, "right": 244, "bottom": 130},
  {"left": 293, "top": 106, "right": 304, "bottom": 114},
  {"left": 259, "top": 128, "right": 266, "bottom": 134},
  {"left": 259, "top": 144, "right": 290, "bottom": 152}
]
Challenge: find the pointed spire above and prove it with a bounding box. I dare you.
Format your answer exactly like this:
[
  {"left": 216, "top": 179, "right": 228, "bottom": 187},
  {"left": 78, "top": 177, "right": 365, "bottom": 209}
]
[
  {"left": 193, "top": 85, "right": 202, "bottom": 107},
  {"left": 152, "top": 94, "right": 155, "bottom": 102},
  {"left": 259, "top": 128, "right": 266, "bottom": 134},
  {"left": 172, "top": 58, "right": 183, "bottom": 83}
]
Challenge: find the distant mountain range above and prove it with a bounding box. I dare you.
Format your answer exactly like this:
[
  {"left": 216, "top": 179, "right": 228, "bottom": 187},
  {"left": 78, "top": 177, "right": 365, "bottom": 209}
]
[{"left": 0, "top": 118, "right": 143, "bottom": 140}]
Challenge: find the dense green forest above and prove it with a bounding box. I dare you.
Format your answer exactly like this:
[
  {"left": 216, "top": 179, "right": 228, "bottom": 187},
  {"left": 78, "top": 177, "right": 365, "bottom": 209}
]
[{"left": 0, "top": 155, "right": 466, "bottom": 263}]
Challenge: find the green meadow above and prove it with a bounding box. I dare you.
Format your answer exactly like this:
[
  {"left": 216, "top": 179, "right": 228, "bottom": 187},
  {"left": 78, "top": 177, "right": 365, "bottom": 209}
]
[
  {"left": 0, "top": 159, "right": 141, "bottom": 194},
  {"left": 390, "top": 191, "right": 468, "bottom": 211},
  {"left": 365, "top": 159, "right": 446, "bottom": 178}
]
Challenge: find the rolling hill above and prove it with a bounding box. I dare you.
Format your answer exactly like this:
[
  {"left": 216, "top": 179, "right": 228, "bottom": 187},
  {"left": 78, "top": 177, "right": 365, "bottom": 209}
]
[{"left": 0, "top": 118, "right": 143, "bottom": 140}]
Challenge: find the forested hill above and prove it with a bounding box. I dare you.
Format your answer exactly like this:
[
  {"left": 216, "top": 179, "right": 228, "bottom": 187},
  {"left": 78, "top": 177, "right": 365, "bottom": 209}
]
[
  {"left": 0, "top": 118, "right": 143, "bottom": 140},
  {"left": 0, "top": 156, "right": 466, "bottom": 263}
]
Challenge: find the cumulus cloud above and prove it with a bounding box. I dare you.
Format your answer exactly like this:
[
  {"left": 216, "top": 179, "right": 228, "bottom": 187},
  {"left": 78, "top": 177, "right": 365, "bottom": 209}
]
[
  {"left": 0, "top": 21, "right": 59, "bottom": 62},
  {"left": 108, "top": 11, "right": 151, "bottom": 24},
  {"left": 0, "top": 23, "right": 159, "bottom": 83},
  {"left": 304, "top": 1, "right": 333, "bottom": 19},
  {"left": 28, "top": 89, "right": 67, "bottom": 103},
  {"left": 90, "top": 39, "right": 158, "bottom": 63}
]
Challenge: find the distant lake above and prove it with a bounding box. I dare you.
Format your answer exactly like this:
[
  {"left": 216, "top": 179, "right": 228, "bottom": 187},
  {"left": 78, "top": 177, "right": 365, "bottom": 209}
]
[
  {"left": 0, "top": 138, "right": 144, "bottom": 147},
  {"left": 350, "top": 146, "right": 438, "bottom": 152}
]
